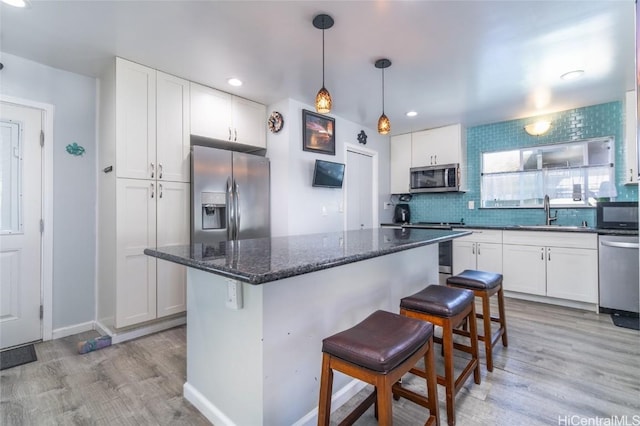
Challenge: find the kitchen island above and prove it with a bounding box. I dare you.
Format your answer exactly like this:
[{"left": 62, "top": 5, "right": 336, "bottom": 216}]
[{"left": 145, "top": 227, "right": 469, "bottom": 425}]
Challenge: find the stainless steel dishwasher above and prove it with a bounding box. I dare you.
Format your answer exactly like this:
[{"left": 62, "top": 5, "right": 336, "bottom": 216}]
[{"left": 598, "top": 235, "right": 639, "bottom": 315}]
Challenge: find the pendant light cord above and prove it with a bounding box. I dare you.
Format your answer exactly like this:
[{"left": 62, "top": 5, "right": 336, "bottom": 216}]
[
  {"left": 381, "top": 67, "right": 385, "bottom": 114},
  {"left": 322, "top": 23, "right": 325, "bottom": 87}
]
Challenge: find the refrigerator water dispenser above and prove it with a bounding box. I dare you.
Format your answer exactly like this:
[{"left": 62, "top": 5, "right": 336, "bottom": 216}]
[{"left": 201, "top": 192, "right": 226, "bottom": 230}]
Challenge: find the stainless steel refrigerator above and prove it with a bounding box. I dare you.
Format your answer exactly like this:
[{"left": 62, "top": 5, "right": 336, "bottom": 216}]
[{"left": 191, "top": 144, "right": 270, "bottom": 245}]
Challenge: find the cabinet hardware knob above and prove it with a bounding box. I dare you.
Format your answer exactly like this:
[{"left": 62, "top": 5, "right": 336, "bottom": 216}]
[
  {"left": 159, "top": 183, "right": 163, "bottom": 198},
  {"left": 158, "top": 163, "right": 163, "bottom": 179},
  {"left": 150, "top": 162, "right": 155, "bottom": 179},
  {"left": 150, "top": 183, "right": 155, "bottom": 198}
]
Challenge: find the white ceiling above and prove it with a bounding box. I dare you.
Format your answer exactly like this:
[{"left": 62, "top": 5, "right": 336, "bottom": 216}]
[{"left": 0, "top": 0, "right": 635, "bottom": 135}]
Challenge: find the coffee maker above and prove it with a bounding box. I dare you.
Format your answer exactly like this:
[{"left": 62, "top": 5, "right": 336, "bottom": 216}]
[{"left": 394, "top": 204, "right": 411, "bottom": 224}]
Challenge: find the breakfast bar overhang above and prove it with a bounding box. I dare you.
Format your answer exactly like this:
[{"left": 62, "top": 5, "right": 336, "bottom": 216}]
[{"left": 145, "top": 227, "right": 469, "bottom": 425}]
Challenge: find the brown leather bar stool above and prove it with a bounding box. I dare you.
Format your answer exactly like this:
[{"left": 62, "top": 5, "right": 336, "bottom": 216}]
[
  {"left": 399, "top": 285, "right": 480, "bottom": 426},
  {"left": 446, "top": 270, "right": 508, "bottom": 372},
  {"left": 317, "top": 310, "right": 440, "bottom": 426}
]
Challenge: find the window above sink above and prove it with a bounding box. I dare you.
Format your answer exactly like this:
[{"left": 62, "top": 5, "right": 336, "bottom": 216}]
[{"left": 481, "top": 137, "right": 615, "bottom": 208}]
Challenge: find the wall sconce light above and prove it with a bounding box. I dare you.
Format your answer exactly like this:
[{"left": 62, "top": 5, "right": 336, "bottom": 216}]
[
  {"left": 313, "top": 14, "right": 334, "bottom": 114},
  {"left": 375, "top": 58, "right": 392, "bottom": 135},
  {"left": 524, "top": 120, "right": 552, "bottom": 136}
]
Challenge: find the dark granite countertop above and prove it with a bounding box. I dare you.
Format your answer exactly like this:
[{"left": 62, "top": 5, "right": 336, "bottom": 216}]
[
  {"left": 144, "top": 228, "right": 469, "bottom": 285},
  {"left": 381, "top": 223, "right": 637, "bottom": 236}
]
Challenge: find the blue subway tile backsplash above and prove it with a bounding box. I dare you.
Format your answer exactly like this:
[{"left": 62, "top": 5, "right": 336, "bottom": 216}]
[{"left": 408, "top": 101, "right": 638, "bottom": 227}]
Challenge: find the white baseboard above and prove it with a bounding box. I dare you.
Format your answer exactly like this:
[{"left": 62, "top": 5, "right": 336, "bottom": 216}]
[
  {"left": 95, "top": 315, "right": 186, "bottom": 344},
  {"left": 51, "top": 321, "right": 95, "bottom": 340},
  {"left": 184, "top": 382, "right": 237, "bottom": 426},
  {"left": 293, "top": 379, "right": 367, "bottom": 426}
]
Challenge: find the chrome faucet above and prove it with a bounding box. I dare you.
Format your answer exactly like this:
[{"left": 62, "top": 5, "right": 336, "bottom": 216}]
[{"left": 543, "top": 194, "right": 558, "bottom": 225}]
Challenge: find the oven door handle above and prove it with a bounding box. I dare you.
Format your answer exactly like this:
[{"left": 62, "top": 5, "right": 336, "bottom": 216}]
[{"left": 600, "top": 241, "right": 639, "bottom": 249}]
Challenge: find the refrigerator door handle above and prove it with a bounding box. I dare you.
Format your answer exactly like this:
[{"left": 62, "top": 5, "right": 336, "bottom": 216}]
[
  {"left": 234, "top": 180, "right": 240, "bottom": 239},
  {"left": 227, "top": 177, "right": 235, "bottom": 240}
]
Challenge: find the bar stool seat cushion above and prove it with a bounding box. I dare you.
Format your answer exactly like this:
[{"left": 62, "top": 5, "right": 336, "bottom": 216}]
[
  {"left": 400, "top": 285, "right": 474, "bottom": 318},
  {"left": 322, "top": 310, "right": 433, "bottom": 374},
  {"left": 447, "top": 269, "right": 502, "bottom": 290}
]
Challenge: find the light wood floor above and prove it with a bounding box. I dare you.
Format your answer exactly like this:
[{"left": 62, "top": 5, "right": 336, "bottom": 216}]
[{"left": 1, "top": 298, "right": 639, "bottom": 425}]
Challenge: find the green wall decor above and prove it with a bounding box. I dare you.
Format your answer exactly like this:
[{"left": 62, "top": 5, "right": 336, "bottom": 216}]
[{"left": 65, "top": 142, "right": 85, "bottom": 156}]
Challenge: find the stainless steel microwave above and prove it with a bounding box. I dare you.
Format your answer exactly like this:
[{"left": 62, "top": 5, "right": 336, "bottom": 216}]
[
  {"left": 596, "top": 201, "right": 639, "bottom": 230},
  {"left": 410, "top": 163, "right": 460, "bottom": 193}
]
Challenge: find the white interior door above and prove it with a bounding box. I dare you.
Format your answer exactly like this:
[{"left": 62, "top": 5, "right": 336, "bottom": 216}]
[
  {"left": 346, "top": 149, "right": 375, "bottom": 230},
  {"left": 0, "top": 102, "right": 43, "bottom": 349}
]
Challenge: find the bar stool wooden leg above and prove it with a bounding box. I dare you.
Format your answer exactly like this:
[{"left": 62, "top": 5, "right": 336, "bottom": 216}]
[
  {"left": 498, "top": 287, "right": 508, "bottom": 346},
  {"left": 442, "top": 321, "right": 456, "bottom": 425},
  {"left": 318, "top": 353, "right": 333, "bottom": 426},
  {"left": 481, "top": 293, "right": 494, "bottom": 371}
]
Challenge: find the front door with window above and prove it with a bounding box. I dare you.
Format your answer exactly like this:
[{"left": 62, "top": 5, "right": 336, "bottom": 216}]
[{"left": 0, "top": 102, "right": 43, "bottom": 349}]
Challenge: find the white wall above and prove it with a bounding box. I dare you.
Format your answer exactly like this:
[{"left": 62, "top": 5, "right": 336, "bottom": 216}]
[
  {"left": 0, "top": 52, "right": 97, "bottom": 330},
  {"left": 267, "top": 98, "right": 393, "bottom": 236}
]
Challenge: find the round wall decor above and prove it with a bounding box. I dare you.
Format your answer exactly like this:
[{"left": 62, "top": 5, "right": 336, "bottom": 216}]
[{"left": 268, "top": 111, "right": 284, "bottom": 133}]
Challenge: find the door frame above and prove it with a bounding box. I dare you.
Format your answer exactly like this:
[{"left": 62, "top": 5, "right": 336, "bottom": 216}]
[
  {"left": 1, "top": 94, "right": 54, "bottom": 342},
  {"left": 344, "top": 143, "right": 379, "bottom": 230}
]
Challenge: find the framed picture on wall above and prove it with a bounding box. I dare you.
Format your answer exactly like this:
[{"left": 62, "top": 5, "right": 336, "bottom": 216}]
[{"left": 302, "top": 109, "right": 335, "bottom": 155}]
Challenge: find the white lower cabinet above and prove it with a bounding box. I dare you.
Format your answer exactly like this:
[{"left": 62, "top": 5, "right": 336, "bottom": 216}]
[
  {"left": 452, "top": 229, "right": 503, "bottom": 275},
  {"left": 502, "top": 231, "right": 598, "bottom": 304},
  {"left": 113, "top": 179, "right": 189, "bottom": 328}
]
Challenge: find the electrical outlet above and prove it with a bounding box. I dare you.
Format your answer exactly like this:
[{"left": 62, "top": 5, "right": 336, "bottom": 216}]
[
  {"left": 225, "top": 279, "right": 243, "bottom": 310},
  {"left": 322, "top": 206, "right": 328, "bottom": 216},
  {"left": 468, "top": 200, "right": 475, "bottom": 210}
]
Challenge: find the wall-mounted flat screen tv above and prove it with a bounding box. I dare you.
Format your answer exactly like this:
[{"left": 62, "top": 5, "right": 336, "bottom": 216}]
[{"left": 312, "top": 159, "right": 345, "bottom": 188}]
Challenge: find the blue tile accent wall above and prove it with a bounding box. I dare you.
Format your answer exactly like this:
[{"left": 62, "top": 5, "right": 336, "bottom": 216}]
[{"left": 408, "top": 101, "right": 638, "bottom": 226}]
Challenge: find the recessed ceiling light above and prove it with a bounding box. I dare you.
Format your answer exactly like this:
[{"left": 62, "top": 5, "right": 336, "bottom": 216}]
[
  {"left": 560, "top": 70, "right": 584, "bottom": 81},
  {"left": 406, "top": 111, "right": 418, "bottom": 117},
  {"left": 1, "top": 0, "right": 30, "bottom": 7},
  {"left": 227, "top": 78, "right": 243, "bottom": 87}
]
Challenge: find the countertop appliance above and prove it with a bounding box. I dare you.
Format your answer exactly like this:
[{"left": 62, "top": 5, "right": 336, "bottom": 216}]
[
  {"left": 394, "top": 204, "right": 411, "bottom": 224},
  {"left": 191, "top": 144, "right": 270, "bottom": 245},
  {"left": 596, "top": 201, "right": 638, "bottom": 230},
  {"left": 410, "top": 163, "right": 460, "bottom": 193},
  {"left": 598, "top": 235, "right": 639, "bottom": 326}
]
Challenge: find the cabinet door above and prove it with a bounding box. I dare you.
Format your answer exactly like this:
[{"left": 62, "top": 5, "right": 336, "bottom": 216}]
[
  {"left": 156, "top": 182, "right": 189, "bottom": 317},
  {"left": 624, "top": 90, "right": 638, "bottom": 184},
  {"left": 502, "top": 244, "right": 546, "bottom": 295},
  {"left": 411, "top": 129, "right": 435, "bottom": 167},
  {"left": 232, "top": 97, "right": 266, "bottom": 148},
  {"left": 116, "top": 59, "right": 156, "bottom": 179},
  {"left": 190, "top": 82, "right": 232, "bottom": 141},
  {"left": 452, "top": 240, "right": 477, "bottom": 275},
  {"left": 116, "top": 179, "right": 157, "bottom": 328},
  {"left": 157, "top": 72, "right": 190, "bottom": 183},
  {"left": 427, "top": 125, "right": 461, "bottom": 166},
  {"left": 390, "top": 134, "right": 412, "bottom": 193},
  {"left": 476, "top": 242, "right": 502, "bottom": 274},
  {"left": 546, "top": 247, "right": 598, "bottom": 303}
]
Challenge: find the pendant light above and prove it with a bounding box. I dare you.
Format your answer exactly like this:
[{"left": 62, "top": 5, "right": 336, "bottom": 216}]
[
  {"left": 375, "top": 59, "right": 392, "bottom": 135},
  {"left": 313, "top": 14, "right": 334, "bottom": 114}
]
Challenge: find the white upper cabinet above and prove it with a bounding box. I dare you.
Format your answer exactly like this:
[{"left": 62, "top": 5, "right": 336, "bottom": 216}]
[
  {"left": 116, "top": 59, "right": 156, "bottom": 180},
  {"left": 115, "top": 59, "right": 190, "bottom": 182},
  {"left": 390, "top": 133, "right": 412, "bottom": 194},
  {"left": 156, "top": 72, "right": 191, "bottom": 183},
  {"left": 190, "top": 82, "right": 266, "bottom": 149},
  {"left": 624, "top": 90, "right": 638, "bottom": 184},
  {"left": 411, "top": 124, "right": 465, "bottom": 168}
]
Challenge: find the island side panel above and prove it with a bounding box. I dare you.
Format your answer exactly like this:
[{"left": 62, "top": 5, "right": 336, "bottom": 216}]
[
  {"left": 261, "top": 244, "right": 439, "bottom": 425},
  {"left": 184, "top": 268, "right": 265, "bottom": 426}
]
